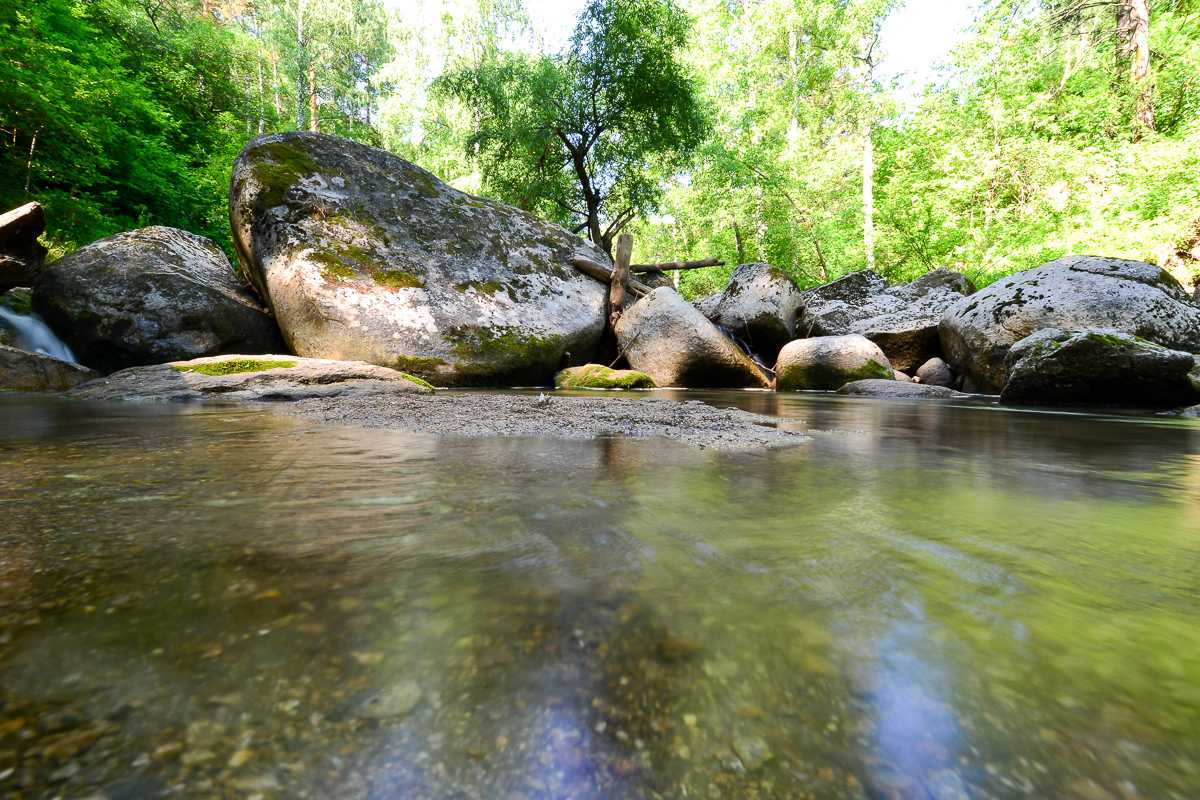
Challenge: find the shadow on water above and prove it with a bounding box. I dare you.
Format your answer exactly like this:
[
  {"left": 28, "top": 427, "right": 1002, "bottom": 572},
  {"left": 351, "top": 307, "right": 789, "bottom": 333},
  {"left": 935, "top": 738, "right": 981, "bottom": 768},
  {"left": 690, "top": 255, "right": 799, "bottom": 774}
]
[{"left": 1, "top": 394, "right": 1200, "bottom": 798}]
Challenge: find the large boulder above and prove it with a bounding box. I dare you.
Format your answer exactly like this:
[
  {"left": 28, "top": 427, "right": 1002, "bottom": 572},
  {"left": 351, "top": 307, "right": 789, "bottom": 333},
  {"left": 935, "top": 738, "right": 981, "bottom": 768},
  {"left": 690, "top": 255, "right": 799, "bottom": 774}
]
[
  {"left": 940, "top": 256, "right": 1200, "bottom": 393},
  {"left": 0, "top": 344, "right": 98, "bottom": 392},
  {"left": 0, "top": 203, "right": 47, "bottom": 294},
  {"left": 229, "top": 132, "right": 607, "bottom": 386},
  {"left": 798, "top": 268, "right": 974, "bottom": 372},
  {"left": 915, "top": 357, "right": 955, "bottom": 388},
  {"left": 1000, "top": 328, "right": 1200, "bottom": 407},
  {"left": 33, "top": 226, "right": 282, "bottom": 373},
  {"left": 704, "top": 264, "right": 803, "bottom": 359},
  {"left": 69, "top": 354, "right": 432, "bottom": 403},
  {"left": 775, "top": 334, "right": 894, "bottom": 391},
  {"left": 614, "top": 288, "right": 770, "bottom": 388}
]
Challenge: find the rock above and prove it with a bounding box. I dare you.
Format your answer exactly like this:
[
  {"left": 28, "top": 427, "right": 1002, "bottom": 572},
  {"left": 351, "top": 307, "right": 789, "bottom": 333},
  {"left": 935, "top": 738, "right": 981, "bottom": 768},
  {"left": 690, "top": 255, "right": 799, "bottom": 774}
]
[
  {"left": 798, "top": 268, "right": 973, "bottom": 372},
  {"left": 0, "top": 203, "right": 47, "bottom": 293},
  {"left": 614, "top": 288, "right": 771, "bottom": 388},
  {"left": 230, "top": 132, "right": 606, "bottom": 386},
  {"left": 0, "top": 344, "right": 99, "bottom": 392},
  {"left": 354, "top": 680, "right": 422, "bottom": 719},
  {"left": 837, "top": 379, "right": 969, "bottom": 399},
  {"left": 774, "top": 335, "right": 894, "bottom": 391},
  {"left": 915, "top": 357, "right": 955, "bottom": 387},
  {"left": 706, "top": 264, "right": 803, "bottom": 359},
  {"left": 67, "top": 354, "right": 433, "bottom": 403},
  {"left": 939, "top": 256, "right": 1200, "bottom": 392},
  {"left": 1000, "top": 328, "right": 1200, "bottom": 407},
  {"left": 731, "top": 734, "right": 773, "bottom": 771},
  {"left": 692, "top": 293, "right": 722, "bottom": 320},
  {"left": 555, "top": 363, "right": 656, "bottom": 390},
  {"left": 893, "top": 370, "right": 912, "bottom": 382},
  {"left": 34, "top": 226, "right": 282, "bottom": 373}
]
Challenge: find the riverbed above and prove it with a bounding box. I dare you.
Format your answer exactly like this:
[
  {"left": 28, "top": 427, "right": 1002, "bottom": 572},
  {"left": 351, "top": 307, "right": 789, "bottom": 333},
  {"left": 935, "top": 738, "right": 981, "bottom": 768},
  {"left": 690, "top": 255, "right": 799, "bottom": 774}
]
[{"left": 1, "top": 393, "right": 1198, "bottom": 798}]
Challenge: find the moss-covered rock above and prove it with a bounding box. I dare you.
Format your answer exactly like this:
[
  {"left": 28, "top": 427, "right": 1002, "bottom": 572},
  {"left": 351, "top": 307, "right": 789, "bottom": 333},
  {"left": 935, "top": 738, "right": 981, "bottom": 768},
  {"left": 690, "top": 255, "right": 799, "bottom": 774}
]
[
  {"left": 229, "top": 132, "right": 607, "bottom": 386},
  {"left": 775, "top": 335, "right": 895, "bottom": 391},
  {"left": 940, "top": 256, "right": 1200, "bottom": 392},
  {"left": 555, "top": 364, "right": 656, "bottom": 390},
  {"left": 1000, "top": 328, "right": 1200, "bottom": 407}
]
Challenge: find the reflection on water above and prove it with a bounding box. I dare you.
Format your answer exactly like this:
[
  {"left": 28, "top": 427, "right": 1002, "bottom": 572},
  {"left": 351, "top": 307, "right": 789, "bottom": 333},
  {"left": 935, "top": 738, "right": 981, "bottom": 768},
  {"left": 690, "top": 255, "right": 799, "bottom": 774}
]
[{"left": 1, "top": 395, "right": 1199, "bottom": 798}]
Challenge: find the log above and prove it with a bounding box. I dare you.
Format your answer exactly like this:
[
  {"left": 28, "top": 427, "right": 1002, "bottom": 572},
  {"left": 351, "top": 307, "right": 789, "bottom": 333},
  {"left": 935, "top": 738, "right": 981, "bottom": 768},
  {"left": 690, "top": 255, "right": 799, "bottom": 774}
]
[
  {"left": 570, "top": 256, "right": 653, "bottom": 298},
  {"left": 630, "top": 258, "right": 724, "bottom": 273},
  {"left": 609, "top": 234, "right": 634, "bottom": 328}
]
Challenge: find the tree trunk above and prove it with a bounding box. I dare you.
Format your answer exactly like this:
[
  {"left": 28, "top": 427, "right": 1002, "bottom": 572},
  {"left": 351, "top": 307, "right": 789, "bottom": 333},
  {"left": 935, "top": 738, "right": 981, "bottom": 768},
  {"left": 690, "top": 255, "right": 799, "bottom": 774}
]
[
  {"left": 308, "top": 63, "right": 318, "bottom": 132},
  {"left": 732, "top": 221, "right": 745, "bottom": 264},
  {"left": 863, "top": 122, "right": 875, "bottom": 272},
  {"left": 1119, "top": 0, "right": 1154, "bottom": 134},
  {"left": 295, "top": 0, "right": 307, "bottom": 131},
  {"left": 256, "top": 51, "right": 266, "bottom": 135},
  {"left": 609, "top": 234, "right": 634, "bottom": 328},
  {"left": 271, "top": 52, "right": 283, "bottom": 118}
]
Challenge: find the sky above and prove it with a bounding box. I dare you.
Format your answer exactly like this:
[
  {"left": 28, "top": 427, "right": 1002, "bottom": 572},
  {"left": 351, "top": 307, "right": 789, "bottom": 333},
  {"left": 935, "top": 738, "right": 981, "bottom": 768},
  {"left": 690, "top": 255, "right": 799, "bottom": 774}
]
[{"left": 522, "top": 0, "right": 976, "bottom": 101}]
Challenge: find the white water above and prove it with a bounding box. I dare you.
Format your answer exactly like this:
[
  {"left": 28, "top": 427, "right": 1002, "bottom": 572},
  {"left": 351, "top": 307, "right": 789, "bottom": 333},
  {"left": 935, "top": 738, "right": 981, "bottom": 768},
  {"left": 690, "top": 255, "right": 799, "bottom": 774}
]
[{"left": 0, "top": 306, "right": 77, "bottom": 363}]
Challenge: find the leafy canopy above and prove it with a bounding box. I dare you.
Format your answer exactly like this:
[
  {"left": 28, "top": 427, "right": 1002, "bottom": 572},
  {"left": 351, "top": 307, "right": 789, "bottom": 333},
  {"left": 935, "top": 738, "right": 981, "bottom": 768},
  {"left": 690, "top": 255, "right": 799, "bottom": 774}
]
[{"left": 435, "top": 0, "right": 709, "bottom": 254}]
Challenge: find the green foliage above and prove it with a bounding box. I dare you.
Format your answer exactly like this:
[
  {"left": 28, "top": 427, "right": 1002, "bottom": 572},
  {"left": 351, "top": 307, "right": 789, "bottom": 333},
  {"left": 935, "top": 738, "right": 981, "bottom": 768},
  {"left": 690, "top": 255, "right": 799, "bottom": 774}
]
[{"left": 434, "top": 0, "right": 709, "bottom": 253}]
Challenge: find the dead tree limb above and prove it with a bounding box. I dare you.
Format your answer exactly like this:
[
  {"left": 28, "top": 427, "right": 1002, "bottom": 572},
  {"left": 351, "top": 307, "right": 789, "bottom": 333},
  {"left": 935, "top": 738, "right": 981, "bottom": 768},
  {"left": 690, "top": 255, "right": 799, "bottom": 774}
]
[
  {"left": 609, "top": 234, "right": 634, "bottom": 328},
  {"left": 630, "top": 258, "right": 723, "bottom": 273},
  {"left": 570, "top": 256, "right": 652, "bottom": 298}
]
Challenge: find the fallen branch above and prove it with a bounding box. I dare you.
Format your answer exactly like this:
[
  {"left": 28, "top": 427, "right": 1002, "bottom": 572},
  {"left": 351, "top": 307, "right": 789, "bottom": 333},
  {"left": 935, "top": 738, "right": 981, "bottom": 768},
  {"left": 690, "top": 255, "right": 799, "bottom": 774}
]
[
  {"left": 570, "top": 256, "right": 653, "bottom": 298},
  {"left": 631, "top": 258, "right": 724, "bottom": 273}
]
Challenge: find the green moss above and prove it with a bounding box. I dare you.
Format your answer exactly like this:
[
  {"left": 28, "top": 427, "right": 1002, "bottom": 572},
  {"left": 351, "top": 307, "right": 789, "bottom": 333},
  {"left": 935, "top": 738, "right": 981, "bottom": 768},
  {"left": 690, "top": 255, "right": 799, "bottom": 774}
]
[
  {"left": 454, "top": 279, "right": 505, "bottom": 296},
  {"left": 309, "top": 250, "right": 358, "bottom": 281},
  {"left": 0, "top": 288, "right": 33, "bottom": 315},
  {"left": 397, "top": 372, "right": 435, "bottom": 391},
  {"left": 374, "top": 269, "right": 425, "bottom": 289},
  {"left": 777, "top": 358, "right": 894, "bottom": 391},
  {"left": 173, "top": 359, "right": 296, "bottom": 376},
  {"left": 555, "top": 364, "right": 656, "bottom": 390},
  {"left": 390, "top": 354, "right": 446, "bottom": 375},
  {"left": 247, "top": 141, "right": 321, "bottom": 207},
  {"left": 445, "top": 326, "right": 564, "bottom": 366}
]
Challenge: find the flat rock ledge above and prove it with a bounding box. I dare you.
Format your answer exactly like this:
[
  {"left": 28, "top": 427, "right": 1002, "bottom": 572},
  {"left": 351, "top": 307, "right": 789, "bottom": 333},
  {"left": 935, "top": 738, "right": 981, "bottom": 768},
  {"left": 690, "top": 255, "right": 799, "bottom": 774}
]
[
  {"left": 837, "top": 379, "right": 972, "bottom": 400},
  {"left": 276, "top": 393, "right": 806, "bottom": 451},
  {"left": 69, "top": 354, "right": 433, "bottom": 403}
]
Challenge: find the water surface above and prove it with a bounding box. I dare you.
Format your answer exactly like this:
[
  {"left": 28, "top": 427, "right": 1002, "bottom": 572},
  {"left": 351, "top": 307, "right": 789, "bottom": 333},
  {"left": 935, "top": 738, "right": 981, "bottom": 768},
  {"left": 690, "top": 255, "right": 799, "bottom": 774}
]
[{"left": 1, "top": 394, "right": 1199, "bottom": 798}]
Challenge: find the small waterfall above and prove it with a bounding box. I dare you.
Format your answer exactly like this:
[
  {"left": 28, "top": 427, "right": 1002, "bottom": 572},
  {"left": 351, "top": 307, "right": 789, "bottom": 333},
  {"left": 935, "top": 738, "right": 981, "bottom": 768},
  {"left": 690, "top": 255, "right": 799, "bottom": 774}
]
[{"left": 0, "top": 306, "right": 78, "bottom": 363}]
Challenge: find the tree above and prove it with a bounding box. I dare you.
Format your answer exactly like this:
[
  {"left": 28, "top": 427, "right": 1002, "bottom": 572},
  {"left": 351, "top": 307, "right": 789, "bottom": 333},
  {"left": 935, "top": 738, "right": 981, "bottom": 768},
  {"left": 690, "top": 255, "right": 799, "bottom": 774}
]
[{"left": 435, "top": 0, "right": 709, "bottom": 255}]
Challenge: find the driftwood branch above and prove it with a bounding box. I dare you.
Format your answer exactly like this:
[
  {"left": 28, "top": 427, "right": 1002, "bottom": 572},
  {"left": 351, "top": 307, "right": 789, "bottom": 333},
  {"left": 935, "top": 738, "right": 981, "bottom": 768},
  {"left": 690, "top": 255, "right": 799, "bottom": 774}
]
[
  {"left": 631, "top": 258, "right": 724, "bottom": 273},
  {"left": 570, "top": 255, "right": 653, "bottom": 298}
]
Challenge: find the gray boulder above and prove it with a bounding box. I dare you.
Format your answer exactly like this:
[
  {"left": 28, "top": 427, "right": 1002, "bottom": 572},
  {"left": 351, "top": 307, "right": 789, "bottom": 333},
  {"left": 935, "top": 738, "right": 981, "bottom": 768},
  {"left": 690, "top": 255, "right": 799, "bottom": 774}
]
[
  {"left": 692, "top": 293, "right": 722, "bottom": 320},
  {"left": 1000, "top": 328, "right": 1200, "bottom": 407},
  {"left": 775, "top": 334, "right": 894, "bottom": 391},
  {"left": 940, "top": 256, "right": 1200, "bottom": 393},
  {"left": 0, "top": 203, "right": 47, "bottom": 294},
  {"left": 230, "top": 132, "right": 607, "bottom": 386},
  {"left": 706, "top": 264, "right": 803, "bottom": 359},
  {"left": 34, "top": 226, "right": 282, "bottom": 373},
  {"left": 1, "top": 344, "right": 98, "bottom": 392},
  {"left": 69, "top": 354, "right": 433, "bottom": 403},
  {"left": 614, "top": 288, "right": 770, "bottom": 388},
  {"left": 799, "top": 268, "right": 973, "bottom": 372},
  {"left": 915, "top": 357, "right": 955, "bottom": 388},
  {"left": 838, "top": 379, "right": 968, "bottom": 400}
]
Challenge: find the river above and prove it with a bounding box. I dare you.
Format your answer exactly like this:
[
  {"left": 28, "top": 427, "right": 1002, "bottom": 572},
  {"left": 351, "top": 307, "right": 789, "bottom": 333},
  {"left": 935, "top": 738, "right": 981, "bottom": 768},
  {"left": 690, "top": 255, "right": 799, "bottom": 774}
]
[{"left": 1, "top": 392, "right": 1198, "bottom": 798}]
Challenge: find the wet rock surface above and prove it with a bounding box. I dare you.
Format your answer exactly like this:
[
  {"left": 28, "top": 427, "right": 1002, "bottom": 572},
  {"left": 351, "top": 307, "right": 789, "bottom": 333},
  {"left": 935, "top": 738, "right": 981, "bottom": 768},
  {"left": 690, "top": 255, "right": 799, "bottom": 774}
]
[
  {"left": 0, "top": 203, "right": 47, "bottom": 294},
  {"left": 837, "top": 379, "right": 971, "bottom": 400},
  {"left": 33, "top": 226, "right": 282, "bottom": 373},
  {"left": 798, "top": 268, "right": 972, "bottom": 372},
  {"left": 68, "top": 353, "right": 433, "bottom": 403},
  {"left": 614, "top": 288, "right": 771, "bottom": 389},
  {"left": 1000, "top": 328, "right": 1200, "bottom": 407},
  {"left": 775, "top": 334, "right": 894, "bottom": 391},
  {"left": 0, "top": 344, "right": 98, "bottom": 392},
  {"left": 230, "top": 132, "right": 607, "bottom": 386},
  {"left": 939, "top": 256, "right": 1200, "bottom": 393}
]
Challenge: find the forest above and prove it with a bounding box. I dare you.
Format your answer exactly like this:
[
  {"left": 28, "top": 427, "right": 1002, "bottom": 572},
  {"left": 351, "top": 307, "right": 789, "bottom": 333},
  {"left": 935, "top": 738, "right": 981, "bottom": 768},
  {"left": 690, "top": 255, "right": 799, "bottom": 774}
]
[{"left": 3, "top": 0, "right": 1199, "bottom": 295}]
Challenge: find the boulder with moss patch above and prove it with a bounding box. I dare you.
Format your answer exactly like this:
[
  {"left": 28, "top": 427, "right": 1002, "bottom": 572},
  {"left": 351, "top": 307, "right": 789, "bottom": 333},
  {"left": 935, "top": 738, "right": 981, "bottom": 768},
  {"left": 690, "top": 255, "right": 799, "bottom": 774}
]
[
  {"left": 798, "top": 268, "right": 974, "bottom": 373},
  {"left": 775, "top": 335, "right": 894, "bottom": 391},
  {"left": 1, "top": 344, "right": 98, "bottom": 392},
  {"left": 1000, "top": 328, "right": 1200, "bottom": 407},
  {"left": 940, "top": 257, "right": 1200, "bottom": 393},
  {"left": 33, "top": 226, "right": 283, "bottom": 373},
  {"left": 555, "top": 363, "right": 656, "bottom": 390},
  {"left": 614, "top": 288, "right": 771, "bottom": 389},
  {"left": 229, "top": 132, "right": 607, "bottom": 386},
  {"left": 69, "top": 353, "right": 433, "bottom": 402}
]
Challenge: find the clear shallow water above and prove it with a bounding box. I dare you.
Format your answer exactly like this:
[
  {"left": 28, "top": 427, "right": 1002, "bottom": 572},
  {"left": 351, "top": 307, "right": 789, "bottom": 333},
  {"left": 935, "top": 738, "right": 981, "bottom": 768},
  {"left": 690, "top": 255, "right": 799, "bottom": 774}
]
[{"left": 1, "top": 395, "right": 1199, "bottom": 799}]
